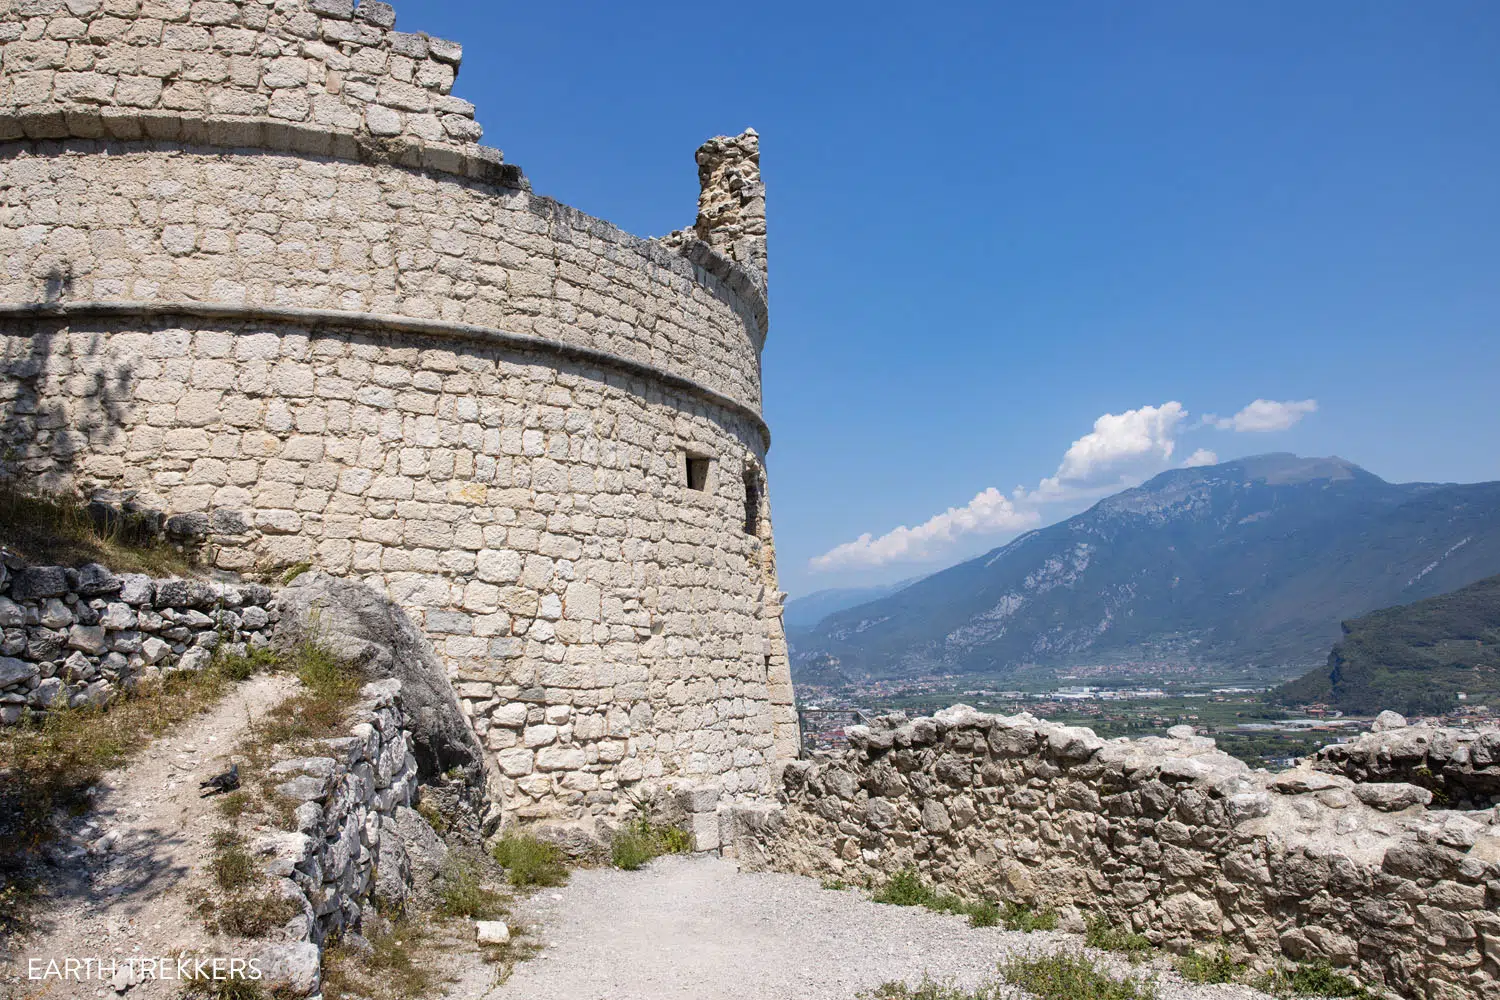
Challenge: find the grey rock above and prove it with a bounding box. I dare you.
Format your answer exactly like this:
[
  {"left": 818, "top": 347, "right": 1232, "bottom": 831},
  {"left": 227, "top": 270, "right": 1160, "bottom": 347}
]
[
  {"left": 278, "top": 573, "right": 486, "bottom": 781},
  {"left": 31, "top": 676, "right": 64, "bottom": 708},
  {"left": 356, "top": 0, "right": 396, "bottom": 28},
  {"left": 428, "top": 36, "right": 462, "bottom": 64},
  {"left": 176, "top": 647, "right": 213, "bottom": 672},
  {"left": 75, "top": 563, "right": 122, "bottom": 596},
  {"left": 277, "top": 775, "right": 331, "bottom": 803},
  {"left": 0, "top": 597, "right": 22, "bottom": 628},
  {"left": 67, "top": 624, "right": 108, "bottom": 655},
  {"left": 140, "top": 636, "right": 171, "bottom": 664},
  {"left": 11, "top": 566, "right": 67, "bottom": 600},
  {"left": 0, "top": 656, "right": 37, "bottom": 688},
  {"left": 39, "top": 598, "right": 74, "bottom": 629},
  {"left": 118, "top": 574, "right": 154, "bottom": 606},
  {"left": 63, "top": 650, "right": 96, "bottom": 681},
  {"left": 1372, "top": 710, "right": 1409, "bottom": 732},
  {"left": 99, "top": 602, "right": 136, "bottom": 629},
  {"left": 154, "top": 578, "right": 214, "bottom": 609},
  {"left": 1354, "top": 782, "right": 1433, "bottom": 812},
  {"left": 255, "top": 942, "right": 320, "bottom": 997}
]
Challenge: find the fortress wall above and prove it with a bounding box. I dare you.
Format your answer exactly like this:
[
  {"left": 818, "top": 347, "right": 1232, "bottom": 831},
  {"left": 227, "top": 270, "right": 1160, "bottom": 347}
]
[
  {"left": 0, "top": 311, "right": 797, "bottom": 818},
  {"left": 0, "top": 142, "right": 765, "bottom": 411},
  {"left": 1, "top": 0, "right": 483, "bottom": 151},
  {"left": 738, "top": 708, "right": 1500, "bottom": 1000}
]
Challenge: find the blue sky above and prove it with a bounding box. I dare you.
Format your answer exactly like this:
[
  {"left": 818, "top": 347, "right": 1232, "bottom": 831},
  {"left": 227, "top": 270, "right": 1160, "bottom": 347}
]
[{"left": 404, "top": 1, "right": 1500, "bottom": 597}]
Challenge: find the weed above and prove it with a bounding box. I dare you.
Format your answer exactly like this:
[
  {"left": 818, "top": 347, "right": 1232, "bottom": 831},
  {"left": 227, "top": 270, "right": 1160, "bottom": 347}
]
[
  {"left": 181, "top": 977, "right": 272, "bottom": 1000},
  {"left": 966, "top": 901, "right": 1001, "bottom": 928},
  {"left": 1084, "top": 914, "right": 1155, "bottom": 962},
  {"left": 491, "top": 834, "right": 569, "bottom": 888},
  {"left": 0, "top": 484, "right": 191, "bottom": 576},
  {"left": 279, "top": 561, "right": 313, "bottom": 585},
  {"left": 323, "top": 917, "right": 442, "bottom": 1000},
  {"left": 437, "top": 853, "right": 510, "bottom": 920},
  {"left": 821, "top": 876, "right": 850, "bottom": 891},
  {"left": 205, "top": 890, "right": 299, "bottom": 938},
  {"left": 210, "top": 833, "right": 256, "bottom": 891},
  {"left": 610, "top": 814, "right": 694, "bottom": 871},
  {"left": 1001, "top": 901, "right": 1058, "bottom": 932},
  {"left": 1000, "top": 952, "right": 1159, "bottom": 1000},
  {"left": 859, "top": 976, "right": 1006, "bottom": 999},
  {"left": 1253, "top": 961, "right": 1369, "bottom": 998},
  {"left": 872, "top": 868, "right": 935, "bottom": 907},
  {"left": 1176, "top": 946, "right": 1244, "bottom": 985},
  {"left": 416, "top": 797, "right": 448, "bottom": 836},
  {"left": 216, "top": 789, "right": 252, "bottom": 821}
]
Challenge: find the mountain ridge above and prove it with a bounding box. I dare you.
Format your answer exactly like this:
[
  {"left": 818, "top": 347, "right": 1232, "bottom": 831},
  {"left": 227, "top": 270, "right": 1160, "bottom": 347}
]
[{"left": 793, "top": 454, "right": 1500, "bottom": 684}]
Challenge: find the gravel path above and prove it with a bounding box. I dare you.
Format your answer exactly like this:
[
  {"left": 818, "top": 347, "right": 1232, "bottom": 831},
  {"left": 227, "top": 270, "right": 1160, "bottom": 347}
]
[
  {"left": 485, "top": 854, "right": 1273, "bottom": 1000},
  {"left": 2, "top": 672, "right": 296, "bottom": 1000}
]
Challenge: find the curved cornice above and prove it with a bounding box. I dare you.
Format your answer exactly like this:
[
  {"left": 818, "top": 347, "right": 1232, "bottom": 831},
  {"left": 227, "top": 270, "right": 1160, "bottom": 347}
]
[
  {"left": 0, "top": 108, "right": 769, "bottom": 341},
  {"left": 0, "top": 301, "right": 770, "bottom": 450}
]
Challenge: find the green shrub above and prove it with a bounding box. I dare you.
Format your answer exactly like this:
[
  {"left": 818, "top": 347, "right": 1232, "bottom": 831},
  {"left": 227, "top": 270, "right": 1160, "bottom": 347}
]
[
  {"left": 610, "top": 816, "right": 694, "bottom": 871},
  {"left": 1253, "top": 961, "right": 1369, "bottom": 998},
  {"left": 820, "top": 877, "right": 850, "bottom": 891},
  {"left": 1002, "top": 901, "right": 1058, "bottom": 932},
  {"left": 1000, "top": 952, "right": 1158, "bottom": 1000},
  {"left": 437, "top": 853, "right": 509, "bottom": 920},
  {"left": 872, "top": 868, "right": 936, "bottom": 907},
  {"left": 1084, "top": 914, "right": 1154, "bottom": 961},
  {"left": 491, "top": 834, "right": 570, "bottom": 888},
  {"left": 859, "top": 976, "right": 1005, "bottom": 999},
  {"left": 1176, "top": 947, "right": 1243, "bottom": 985},
  {"left": 965, "top": 901, "right": 1001, "bottom": 928}
]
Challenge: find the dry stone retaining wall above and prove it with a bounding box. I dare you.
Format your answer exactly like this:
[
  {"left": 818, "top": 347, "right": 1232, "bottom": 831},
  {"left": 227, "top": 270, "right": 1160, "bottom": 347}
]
[
  {"left": 740, "top": 707, "right": 1500, "bottom": 1000},
  {"left": 1314, "top": 711, "right": 1500, "bottom": 809},
  {"left": 0, "top": 0, "right": 795, "bottom": 821},
  {"left": 0, "top": 555, "right": 276, "bottom": 721}
]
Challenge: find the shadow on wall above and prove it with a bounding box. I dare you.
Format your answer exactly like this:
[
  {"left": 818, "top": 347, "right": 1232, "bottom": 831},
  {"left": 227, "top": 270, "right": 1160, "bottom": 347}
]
[{"left": 0, "top": 304, "right": 137, "bottom": 498}]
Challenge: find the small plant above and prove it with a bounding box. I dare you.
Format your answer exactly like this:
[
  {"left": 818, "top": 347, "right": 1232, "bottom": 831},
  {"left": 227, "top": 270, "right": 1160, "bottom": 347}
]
[
  {"left": 965, "top": 901, "right": 1001, "bottom": 928},
  {"left": 491, "top": 833, "right": 570, "bottom": 888},
  {"left": 279, "top": 561, "right": 313, "bottom": 585},
  {"left": 1000, "top": 952, "right": 1159, "bottom": 1000},
  {"left": 860, "top": 976, "right": 1005, "bottom": 999},
  {"left": 209, "top": 832, "right": 256, "bottom": 891},
  {"left": 821, "top": 876, "right": 850, "bottom": 891},
  {"left": 1253, "top": 961, "right": 1369, "bottom": 998},
  {"left": 216, "top": 789, "right": 252, "bottom": 821},
  {"left": 181, "top": 978, "right": 271, "bottom": 1000},
  {"left": 203, "top": 890, "right": 299, "bottom": 938},
  {"left": 1001, "top": 900, "right": 1058, "bottom": 932},
  {"left": 322, "top": 917, "right": 439, "bottom": 1000},
  {"left": 1176, "top": 946, "right": 1244, "bottom": 985},
  {"left": 873, "top": 868, "right": 936, "bottom": 907},
  {"left": 416, "top": 797, "right": 449, "bottom": 836},
  {"left": 437, "top": 853, "right": 510, "bottom": 920},
  {"left": 1084, "top": 913, "right": 1154, "bottom": 962},
  {"left": 610, "top": 813, "right": 694, "bottom": 871}
]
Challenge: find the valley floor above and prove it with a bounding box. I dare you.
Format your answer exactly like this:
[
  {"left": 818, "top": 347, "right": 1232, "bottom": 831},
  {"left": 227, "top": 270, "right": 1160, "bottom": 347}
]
[{"left": 483, "top": 854, "right": 1274, "bottom": 1000}]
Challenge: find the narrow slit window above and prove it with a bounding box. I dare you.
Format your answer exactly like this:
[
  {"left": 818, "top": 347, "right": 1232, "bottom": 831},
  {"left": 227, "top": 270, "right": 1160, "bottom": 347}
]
[
  {"left": 686, "top": 455, "right": 710, "bottom": 491},
  {"left": 743, "top": 466, "right": 761, "bottom": 535}
]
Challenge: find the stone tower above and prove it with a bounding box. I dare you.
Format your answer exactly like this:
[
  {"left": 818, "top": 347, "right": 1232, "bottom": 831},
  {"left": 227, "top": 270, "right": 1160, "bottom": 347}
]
[{"left": 0, "top": 0, "right": 796, "bottom": 827}]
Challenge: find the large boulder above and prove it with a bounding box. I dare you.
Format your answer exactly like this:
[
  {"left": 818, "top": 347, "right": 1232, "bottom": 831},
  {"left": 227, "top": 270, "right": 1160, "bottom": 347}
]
[{"left": 277, "top": 573, "right": 487, "bottom": 784}]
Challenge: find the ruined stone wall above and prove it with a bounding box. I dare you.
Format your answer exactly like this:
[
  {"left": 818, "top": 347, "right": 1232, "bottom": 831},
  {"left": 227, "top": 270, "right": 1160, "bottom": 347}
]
[
  {"left": 0, "top": 0, "right": 796, "bottom": 822},
  {"left": 740, "top": 708, "right": 1500, "bottom": 1000}
]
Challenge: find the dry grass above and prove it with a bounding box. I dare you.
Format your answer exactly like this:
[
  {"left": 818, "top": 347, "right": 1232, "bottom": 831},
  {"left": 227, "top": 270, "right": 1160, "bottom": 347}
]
[
  {"left": 322, "top": 918, "right": 448, "bottom": 1000},
  {"left": 0, "top": 483, "right": 192, "bottom": 576}
]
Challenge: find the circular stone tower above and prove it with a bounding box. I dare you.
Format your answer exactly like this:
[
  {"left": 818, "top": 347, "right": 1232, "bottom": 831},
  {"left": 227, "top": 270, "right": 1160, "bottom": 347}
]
[{"left": 0, "top": 0, "right": 795, "bottom": 824}]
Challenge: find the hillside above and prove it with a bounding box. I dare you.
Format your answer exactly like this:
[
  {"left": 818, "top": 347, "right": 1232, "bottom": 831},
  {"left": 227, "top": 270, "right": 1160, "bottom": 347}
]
[
  {"left": 793, "top": 454, "right": 1500, "bottom": 684},
  {"left": 1276, "top": 574, "right": 1500, "bottom": 715}
]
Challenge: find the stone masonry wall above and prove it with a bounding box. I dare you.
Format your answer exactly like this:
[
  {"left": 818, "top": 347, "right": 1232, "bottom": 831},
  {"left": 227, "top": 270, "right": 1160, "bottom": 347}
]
[
  {"left": 1, "top": 0, "right": 484, "bottom": 152},
  {"left": 0, "top": 554, "right": 277, "bottom": 722},
  {"left": 0, "top": 0, "right": 796, "bottom": 822},
  {"left": 1314, "top": 711, "right": 1500, "bottom": 809},
  {"left": 742, "top": 707, "right": 1500, "bottom": 1000}
]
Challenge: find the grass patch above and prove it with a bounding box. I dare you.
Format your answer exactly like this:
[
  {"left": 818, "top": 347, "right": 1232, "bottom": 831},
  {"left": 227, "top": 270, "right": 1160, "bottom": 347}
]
[
  {"left": 1253, "top": 961, "right": 1369, "bottom": 998},
  {"left": 0, "top": 483, "right": 192, "bottom": 576},
  {"left": 1000, "top": 952, "right": 1159, "bottom": 1000},
  {"left": 323, "top": 917, "right": 443, "bottom": 1000},
  {"left": 1176, "top": 946, "right": 1244, "bottom": 985},
  {"left": 181, "top": 978, "right": 274, "bottom": 1000},
  {"left": 237, "top": 642, "right": 362, "bottom": 792},
  {"left": 491, "top": 833, "right": 570, "bottom": 888},
  {"left": 860, "top": 975, "right": 1006, "bottom": 999},
  {"left": 0, "top": 650, "right": 274, "bottom": 900},
  {"left": 201, "top": 889, "right": 299, "bottom": 939},
  {"left": 869, "top": 868, "right": 1001, "bottom": 928},
  {"left": 1084, "top": 914, "right": 1155, "bottom": 962},
  {"left": 610, "top": 815, "right": 694, "bottom": 871},
  {"left": 209, "top": 830, "right": 256, "bottom": 891},
  {"left": 437, "top": 852, "right": 510, "bottom": 921},
  {"left": 278, "top": 561, "right": 313, "bottom": 585},
  {"left": 820, "top": 876, "right": 850, "bottom": 891},
  {"left": 1001, "top": 900, "right": 1058, "bottom": 932}
]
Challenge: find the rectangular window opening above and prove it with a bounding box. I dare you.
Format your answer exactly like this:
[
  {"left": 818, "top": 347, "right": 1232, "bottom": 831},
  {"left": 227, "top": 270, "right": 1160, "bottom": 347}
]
[
  {"left": 743, "top": 467, "right": 762, "bottom": 536},
  {"left": 685, "top": 455, "right": 711, "bottom": 492}
]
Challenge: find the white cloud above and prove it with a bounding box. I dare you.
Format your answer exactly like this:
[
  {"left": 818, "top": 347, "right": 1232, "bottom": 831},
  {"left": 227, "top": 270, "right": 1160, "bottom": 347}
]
[
  {"left": 1182, "top": 448, "right": 1218, "bottom": 468},
  {"left": 809, "top": 488, "right": 1040, "bottom": 572},
  {"left": 809, "top": 395, "right": 1321, "bottom": 573},
  {"left": 1033, "top": 402, "right": 1188, "bottom": 497},
  {"left": 1210, "top": 398, "right": 1317, "bottom": 433}
]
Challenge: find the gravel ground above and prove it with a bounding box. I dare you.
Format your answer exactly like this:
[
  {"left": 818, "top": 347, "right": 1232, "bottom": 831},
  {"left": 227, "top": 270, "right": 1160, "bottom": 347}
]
[{"left": 484, "top": 854, "right": 1275, "bottom": 1000}]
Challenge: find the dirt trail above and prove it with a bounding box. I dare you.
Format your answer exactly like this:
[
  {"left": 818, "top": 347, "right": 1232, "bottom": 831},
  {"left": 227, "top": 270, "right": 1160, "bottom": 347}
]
[
  {"left": 2, "top": 673, "right": 295, "bottom": 1000},
  {"left": 481, "top": 854, "right": 1274, "bottom": 1000}
]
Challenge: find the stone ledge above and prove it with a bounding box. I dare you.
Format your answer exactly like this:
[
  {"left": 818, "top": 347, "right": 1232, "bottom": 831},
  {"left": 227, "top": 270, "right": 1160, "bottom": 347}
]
[{"left": 0, "top": 300, "right": 771, "bottom": 449}]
